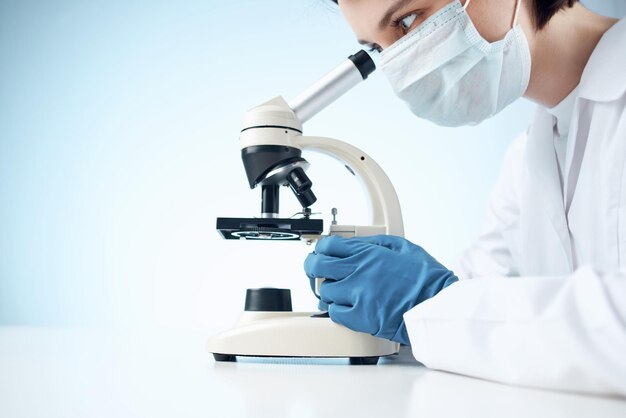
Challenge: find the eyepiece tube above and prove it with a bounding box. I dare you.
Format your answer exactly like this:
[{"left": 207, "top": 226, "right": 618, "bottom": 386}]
[{"left": 288, "top": 50, "right": 376, "bottom": 124}]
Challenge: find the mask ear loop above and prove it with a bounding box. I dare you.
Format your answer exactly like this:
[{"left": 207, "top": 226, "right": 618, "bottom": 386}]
[
  {"left": 512, "top": 0, "right": 522, "bottom": 27},
  {"left": 457, "top": 0, "right": 471, "bottom": 14}
]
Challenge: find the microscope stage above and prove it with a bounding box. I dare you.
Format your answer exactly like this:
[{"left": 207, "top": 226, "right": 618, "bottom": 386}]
[{"left": 216, "top": 217, "right": 323, "bottom": 241}]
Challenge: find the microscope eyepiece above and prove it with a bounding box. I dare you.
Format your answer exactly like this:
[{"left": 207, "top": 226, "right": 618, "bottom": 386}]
[
  {"left": 348, "top": 50, "right": 376, "bottom": 80},
  {"left": 286, "top": 167, "right": 317, "bottom": 209}
]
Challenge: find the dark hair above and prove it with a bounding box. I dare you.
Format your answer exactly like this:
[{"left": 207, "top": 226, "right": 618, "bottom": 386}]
[
  {"left": 533, "top": 0, "right": 578, "bottom": 29},
  {"left": 329, "top": 0, "right": 579, "bottom": 30}
]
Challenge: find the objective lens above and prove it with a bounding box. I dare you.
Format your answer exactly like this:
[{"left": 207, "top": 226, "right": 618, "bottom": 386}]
[{"left": 286, "top": 167, "right": 317, "bottom": 208}]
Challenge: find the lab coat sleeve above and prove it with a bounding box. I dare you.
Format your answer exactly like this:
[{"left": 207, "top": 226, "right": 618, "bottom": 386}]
[
  {"left": 404, "top": 267, "right": 626, "bottom": 396},
  {"left": 454, "top": 133, "right": 527, "bottom": 280}
]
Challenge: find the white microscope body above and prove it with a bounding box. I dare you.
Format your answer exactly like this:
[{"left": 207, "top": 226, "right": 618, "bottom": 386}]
[{"left": 208, "top": 51, "right": 404, "bottom": 365}]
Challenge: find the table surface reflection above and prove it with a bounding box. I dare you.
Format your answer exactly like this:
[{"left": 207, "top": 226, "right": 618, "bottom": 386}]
[{"left": 1, "top": 327, "right": 624, "bottom": 418}]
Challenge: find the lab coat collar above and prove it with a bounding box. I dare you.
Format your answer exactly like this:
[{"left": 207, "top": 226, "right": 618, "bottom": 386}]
[{"left": 578, "top": 16, "right": 626, "bottom": 103}]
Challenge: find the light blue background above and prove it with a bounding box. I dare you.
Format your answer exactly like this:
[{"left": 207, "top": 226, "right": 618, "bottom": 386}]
[{"left": 1, "top": 0, "right": 624, "bottom": 328}]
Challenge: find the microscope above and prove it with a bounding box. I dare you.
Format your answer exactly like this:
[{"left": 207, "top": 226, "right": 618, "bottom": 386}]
[{"left": 208, "top": 51, "right": 404, "bottom": 365}]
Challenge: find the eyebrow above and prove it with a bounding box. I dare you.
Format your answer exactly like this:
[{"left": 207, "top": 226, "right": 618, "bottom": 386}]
[
  {"left": 357, "top": 0, "right": 415, "bottom": 46},
  {"left": 378, "top": 0, "right": 414, "bottom": 30}
]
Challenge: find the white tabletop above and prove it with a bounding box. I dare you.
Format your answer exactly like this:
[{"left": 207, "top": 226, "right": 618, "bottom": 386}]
[{"left": 1, "top": 327, "right": 624, "bottom": 418}]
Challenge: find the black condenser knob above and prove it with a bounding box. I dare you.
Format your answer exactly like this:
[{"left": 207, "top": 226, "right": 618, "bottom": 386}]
[{"left": 244, "top": 288, "right": 293, "bottom": 312}]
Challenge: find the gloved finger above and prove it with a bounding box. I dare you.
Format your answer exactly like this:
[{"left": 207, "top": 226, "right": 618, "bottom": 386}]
[
  {"left": 351, "top": 235, "right": 413, "bottom": 252},
  {"left": 315, "top": 235, "right": 369, "bottom": 258},
  {"left": 327, "top": 303, "right": 365, "bottom": 334},
  {"left": 308, "top": 277, "right": 320, "bottom": 299},
  {"left": 304, "top": 252, "right": 355, "bottom": 281},
  {"left": 317, "top": 299, "right": 329, "bottom": 311},
  {"left": 318, "top": 279, "right": 354, "bottom": 306}
]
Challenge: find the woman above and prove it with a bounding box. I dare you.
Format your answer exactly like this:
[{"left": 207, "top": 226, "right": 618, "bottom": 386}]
[{"left": 305, "top": 0, "right": 626, "bottom": 396}]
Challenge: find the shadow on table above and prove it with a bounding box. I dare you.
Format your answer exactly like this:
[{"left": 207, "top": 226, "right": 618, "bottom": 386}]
[{"left": 209, "top": 346, "right": 626, "bottom": 418}]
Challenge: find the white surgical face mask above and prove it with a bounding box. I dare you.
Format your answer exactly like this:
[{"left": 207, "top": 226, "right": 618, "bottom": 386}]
[{"left": 380, "top": 0, "right": 531, "bottom": 127}]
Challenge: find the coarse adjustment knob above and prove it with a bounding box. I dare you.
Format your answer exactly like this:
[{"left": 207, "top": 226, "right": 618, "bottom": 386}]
[{"left": 244, "top": 288, "right": 293, "bottom": 312}]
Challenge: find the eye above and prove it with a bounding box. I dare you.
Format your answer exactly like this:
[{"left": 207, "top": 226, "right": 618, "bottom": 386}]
[
  {"left": 368, "top": 44, "right": 382, "bottom": 53},
  {"left": 391, "top": 12, "right": 421, "bottom": 35},
  {"left": 400, "top": 14, "right": 417, "bottom": 31}
]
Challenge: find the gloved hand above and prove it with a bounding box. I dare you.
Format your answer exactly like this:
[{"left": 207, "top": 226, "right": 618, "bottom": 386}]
[{"left": 304, "top": 235, "right": 458, "bottom": 345}]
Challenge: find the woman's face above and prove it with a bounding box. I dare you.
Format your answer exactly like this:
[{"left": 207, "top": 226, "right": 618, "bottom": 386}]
[{"left": 337, "top": 0, "right": 523, "bottom": 52}]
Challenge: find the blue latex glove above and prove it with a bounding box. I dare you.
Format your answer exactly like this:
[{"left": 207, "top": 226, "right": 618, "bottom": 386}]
[{"left": 304, "top": 235, "right": 458, "bottom": 345}]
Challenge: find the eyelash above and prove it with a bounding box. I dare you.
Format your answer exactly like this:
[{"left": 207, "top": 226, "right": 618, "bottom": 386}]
[{"left": 391, "top": 11, "right": 422, "bottom": 34}]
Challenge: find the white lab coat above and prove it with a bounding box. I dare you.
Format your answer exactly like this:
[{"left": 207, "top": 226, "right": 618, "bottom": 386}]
[{"left": 404, "top": 17, "right": 626, "bottom": 396}]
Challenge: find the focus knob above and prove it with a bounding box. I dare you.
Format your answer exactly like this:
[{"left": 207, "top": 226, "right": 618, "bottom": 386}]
[{"left": 244, "top": 288, "right": 293, "bottom": 312}]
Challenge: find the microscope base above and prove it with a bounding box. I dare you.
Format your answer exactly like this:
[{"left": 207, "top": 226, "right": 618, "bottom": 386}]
[{"left": 207, "top": 312, "right": 399, "bottom": 364}]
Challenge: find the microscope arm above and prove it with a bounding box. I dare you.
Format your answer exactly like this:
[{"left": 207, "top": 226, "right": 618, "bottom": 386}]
[{"left": 296, "top": 136, "right": 404, "bottom": 238}]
